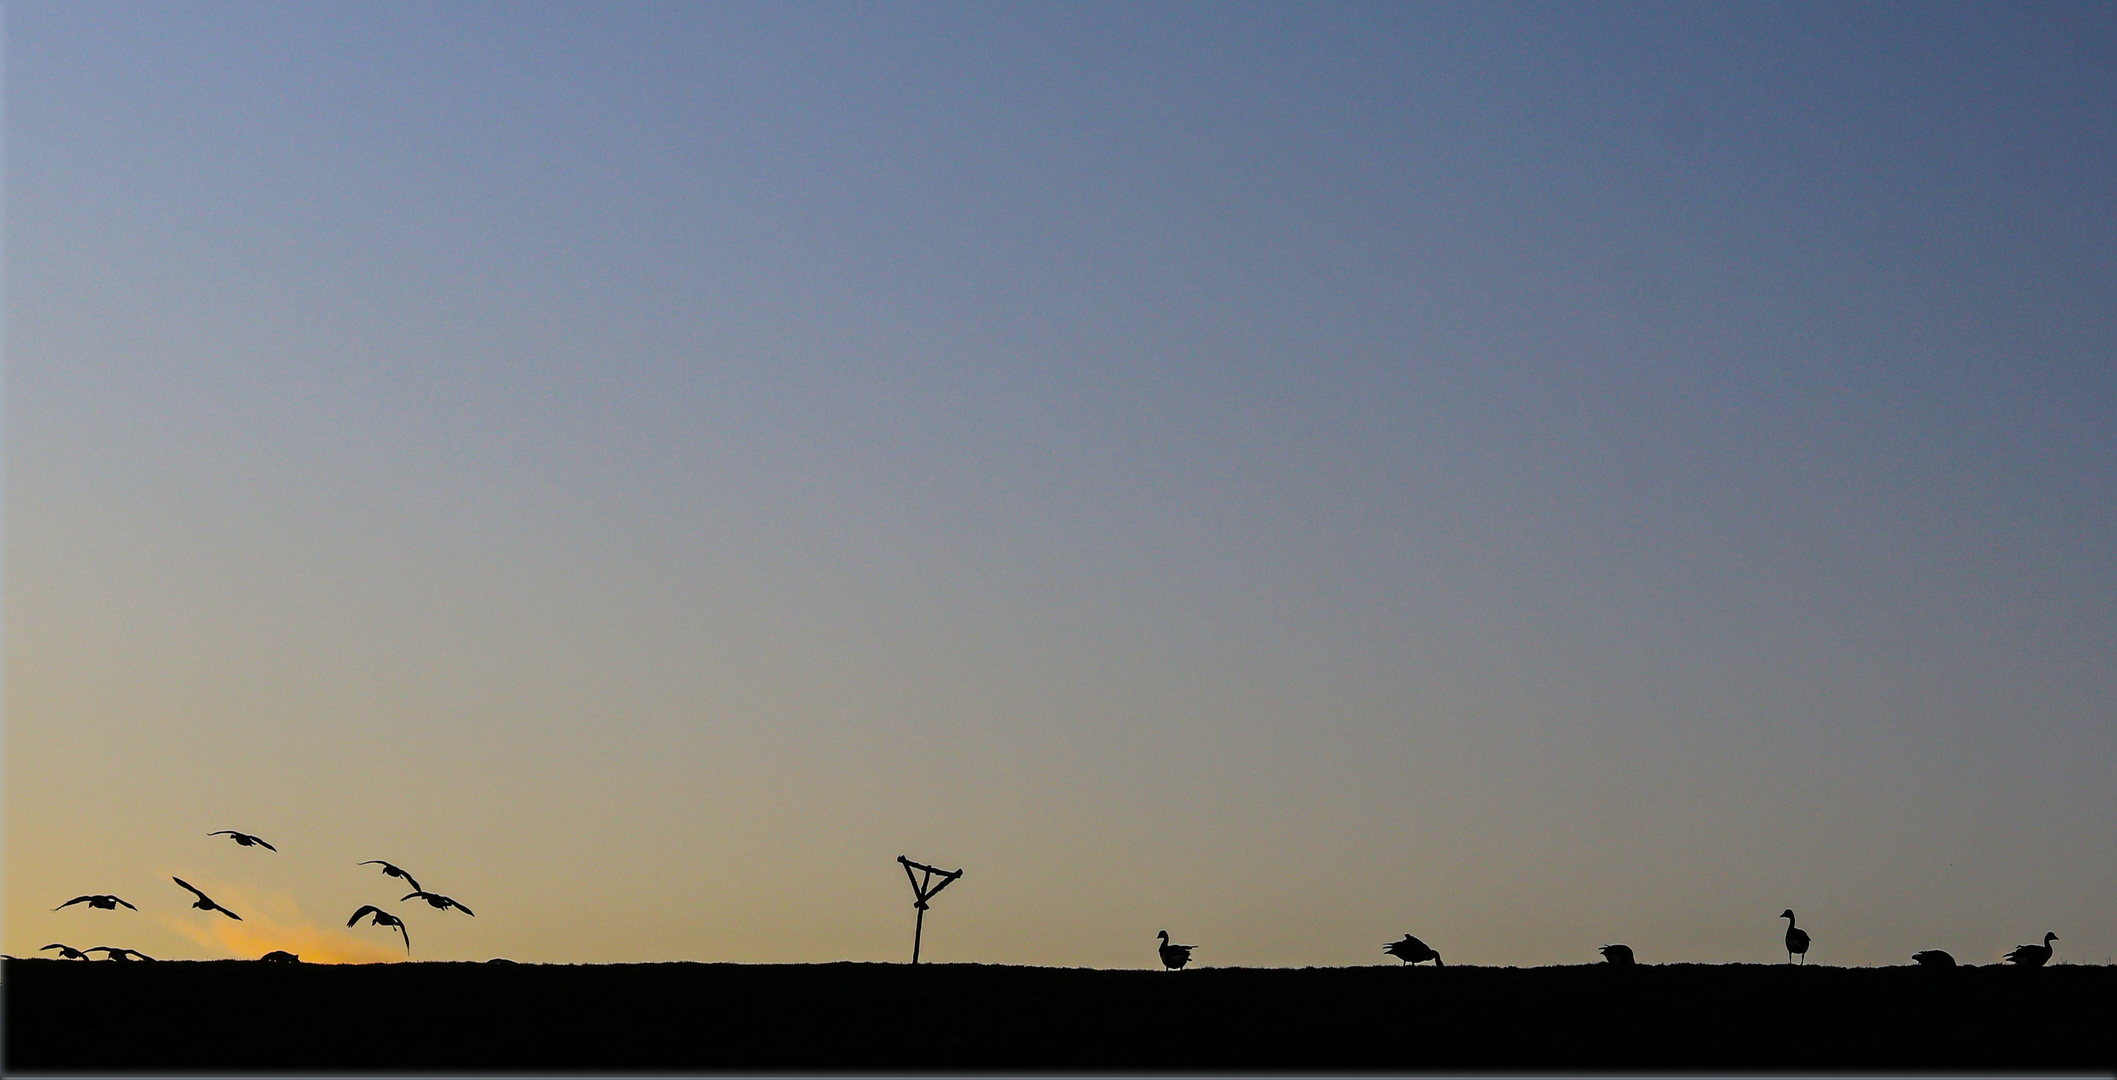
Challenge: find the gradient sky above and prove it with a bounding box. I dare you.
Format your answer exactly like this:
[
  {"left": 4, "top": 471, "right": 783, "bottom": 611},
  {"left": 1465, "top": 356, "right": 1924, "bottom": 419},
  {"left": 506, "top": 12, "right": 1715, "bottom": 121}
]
[{"left": 6, "top": 2, "right": 2114, "bottom": 968}]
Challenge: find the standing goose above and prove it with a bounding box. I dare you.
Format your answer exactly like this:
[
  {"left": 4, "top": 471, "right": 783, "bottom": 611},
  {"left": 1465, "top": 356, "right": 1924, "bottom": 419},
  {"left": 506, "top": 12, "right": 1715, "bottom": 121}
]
[
  {"left": 2004, "top": 932, "right": 2057, "bottom": 967},
  {"left": 173, "top": 877, "right": 243, "bottom": 920},
  {"left": 348, "top": 905, "right": 412, "bottom": 954},
  {"left": 1599, "top": 944, "right": 1635, "bottom": 966},
  {"left": 1911, "top": 950, "right": 1956, "bottom": 968},
  {"left": 1156, "top": 930, "right": 1195, "bottom": 970},
  {"left": 1779, "top": 910, "right": 1810, "bottom": 964},
  {"left": 209, "top": 830, "right": 277, "bottom": 852}
]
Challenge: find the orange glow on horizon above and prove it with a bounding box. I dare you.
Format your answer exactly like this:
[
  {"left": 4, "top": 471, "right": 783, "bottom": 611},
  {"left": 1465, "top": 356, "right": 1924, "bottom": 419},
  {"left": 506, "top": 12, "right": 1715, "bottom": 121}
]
[{"left": 159, "top": 900, "right": 403, "bottom": 965}]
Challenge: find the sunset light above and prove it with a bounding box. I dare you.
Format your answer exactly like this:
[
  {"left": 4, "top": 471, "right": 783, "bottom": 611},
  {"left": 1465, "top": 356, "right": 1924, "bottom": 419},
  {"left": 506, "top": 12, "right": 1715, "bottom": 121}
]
[{"left": 6, "top": 2, "right": 2112, "bottom": 1071}]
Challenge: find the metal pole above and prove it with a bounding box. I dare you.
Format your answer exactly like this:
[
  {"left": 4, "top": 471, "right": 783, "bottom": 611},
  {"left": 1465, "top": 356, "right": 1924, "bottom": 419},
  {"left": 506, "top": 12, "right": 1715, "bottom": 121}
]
[{"left": 912, "top": 903, "right": 926, "bottom": 965}]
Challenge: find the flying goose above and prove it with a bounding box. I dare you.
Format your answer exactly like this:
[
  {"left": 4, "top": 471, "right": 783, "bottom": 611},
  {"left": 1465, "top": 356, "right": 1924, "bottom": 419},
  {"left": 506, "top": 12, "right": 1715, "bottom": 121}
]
[
  {"left": 209, "top": 830, "right": 277, "bottom": 851},
  {"left": 1599, "top": 944, "right": 1635, "bottom": 966},
  {"left": 359, "top": 860, "right": 421, "bottom": 893},
  {"left": 41, "top": 943, "right": 92, "bottom": 960},
  {"left": 1156, "top": 930, "right": 1195, "bottom": 970},
  {"left": 402, "top": 890, "right": 474, "bottom": 916},
  {"left": 174, "top": 877, "right": 243, "bottom": 920},
  {"left": 2004, "top": 932, "right": 2057, "bottom": 967},
  {"left": 1779, "top": 910, "right": 1810, "bottom": 964},
  {"left": 86, "top": 946, "right": 155, "bottom": 961},
  {"left": 54, "top": 894, "right": 136, "bottom": 912},
  {"left": 348, "top": 905, "right": 412, "bottom": 953},
  {"left": 1384, "top": 934, "right": 1443, "bottom": 966}
]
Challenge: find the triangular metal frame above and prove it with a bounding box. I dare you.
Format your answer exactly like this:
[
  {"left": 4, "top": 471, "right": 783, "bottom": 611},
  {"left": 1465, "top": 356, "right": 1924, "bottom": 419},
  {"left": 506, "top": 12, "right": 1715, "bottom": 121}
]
[{"left": 897, "top": 855, "right": 963, "bottom": 964}]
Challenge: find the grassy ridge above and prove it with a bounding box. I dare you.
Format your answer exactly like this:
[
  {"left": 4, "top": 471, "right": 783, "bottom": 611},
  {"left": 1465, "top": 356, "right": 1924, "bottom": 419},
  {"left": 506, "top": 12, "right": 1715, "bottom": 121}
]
[{"left": 6, "top": 958, "right": 2110, "bottom": 1070}]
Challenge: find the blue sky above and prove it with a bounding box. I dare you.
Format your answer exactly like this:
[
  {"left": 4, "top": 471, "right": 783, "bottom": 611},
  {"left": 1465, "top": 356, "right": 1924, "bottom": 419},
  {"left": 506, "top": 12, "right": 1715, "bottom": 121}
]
[{"left": 7, "top": 2, "right": 2114, "bottom": 966}]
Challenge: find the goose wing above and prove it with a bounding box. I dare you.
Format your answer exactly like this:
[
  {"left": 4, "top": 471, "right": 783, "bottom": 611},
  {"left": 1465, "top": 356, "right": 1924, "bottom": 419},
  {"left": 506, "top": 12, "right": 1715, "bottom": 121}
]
[
  {"left": 53, "top": 896, "right": 91, "bottom": 910},
  {"left": 348, "top": 904, "right": 382, "bottom": 927},
  {"left": 116, "top": 896, "right": 138, "bottom": 909},
  {"left": 173, "top": 877, "right": 208, "bottom": 901}
]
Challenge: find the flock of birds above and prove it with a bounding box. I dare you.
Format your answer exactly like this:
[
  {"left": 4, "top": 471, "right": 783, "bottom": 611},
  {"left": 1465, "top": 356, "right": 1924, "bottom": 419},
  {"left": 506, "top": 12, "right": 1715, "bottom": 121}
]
[
  {"left": 27, "top": 839, "right": 2068, "bottom": 971},
  {"left": 38, "top": 829, "right": 474, "bottom": 963},
  {"left": 1150, "top": 909, "right": 2065, "bottom": 971}
]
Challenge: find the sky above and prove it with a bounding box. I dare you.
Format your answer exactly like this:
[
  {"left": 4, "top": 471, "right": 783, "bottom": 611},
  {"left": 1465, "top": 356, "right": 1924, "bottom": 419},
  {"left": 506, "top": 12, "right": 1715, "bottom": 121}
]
[{"left": 5, "top": 1, "right": 2114, "bottom": 969}]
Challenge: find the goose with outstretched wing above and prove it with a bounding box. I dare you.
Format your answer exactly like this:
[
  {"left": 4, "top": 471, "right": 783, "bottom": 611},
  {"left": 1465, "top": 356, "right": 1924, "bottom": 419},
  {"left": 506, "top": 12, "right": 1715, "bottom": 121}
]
[
  {"left": 348, "top": 905, "right": 412, "bottom": 953},
  {"left": 174, "top": 877, "right": 243, "bottom": 920},
  {"left": 209, "top": 830, "right": 277, "bottom": 851},
  {"left": 359, "top": 860, "right": 421, "bottom": 893},
  {"left": 54, "top": 894, "right": 136, "bottom": 912},
  {"left": 403, "top": 890, "right": 474, "bottom": 916}
]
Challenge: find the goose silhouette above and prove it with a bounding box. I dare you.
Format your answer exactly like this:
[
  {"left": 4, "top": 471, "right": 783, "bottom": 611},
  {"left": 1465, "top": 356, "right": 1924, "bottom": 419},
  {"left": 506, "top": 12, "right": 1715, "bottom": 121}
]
[
  {"left": 40, "top": 943, "right": 92, "bottom": 960},
  {"left": 1156, "top": 930, "right": 1195, "bottom": 970},
  {"left": 1779, "top": 910, "right": 1810, "bottom": 964},
  {"left": 2004, "top": 932, "right": 2057, "bottom": 967},
  {"left": 1385, "top": 934, "right": 1443, "bottom": 966},
  {"left": 54, "top": 894, "right": 136, "bottom": 912},
  {"left": 348, "top": 905, "right": 412, "bottom": 953},
  {"left": 260, "top": 950, "right": 301, "bottom": 963},
  {"left": 1599, "top": 944, "right": 1635, "bottom": 966},
  {"left": 86, "top": 946, "right": 154, "bottom": 961},
  {"left": 209, "top": 830, "right": 277, "bottom": 851},
  {"left": 1911, "top": 949, "right": 1956, "bottom": 968},
  {"left": 174, "top": 877, "right": 243, "bottom": 920},
  {"left": 402, "top": 890, "right": 474, "bottom": 916},
  {"left": 359, "top": 860, "right": 421, "bottom": 893}
]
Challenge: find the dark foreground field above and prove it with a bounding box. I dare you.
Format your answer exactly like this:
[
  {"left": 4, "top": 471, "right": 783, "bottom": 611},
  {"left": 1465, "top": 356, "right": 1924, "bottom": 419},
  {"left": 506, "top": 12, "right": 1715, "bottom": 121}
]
[{"left": 6, "top": 958, "right": 2110, "bottom": 1072}]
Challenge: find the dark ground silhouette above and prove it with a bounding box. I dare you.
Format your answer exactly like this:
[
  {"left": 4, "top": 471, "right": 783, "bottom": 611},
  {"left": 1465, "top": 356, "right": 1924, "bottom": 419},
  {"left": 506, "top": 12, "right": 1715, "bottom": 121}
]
[{"left": 5, "top": 958, "right": 2110, "bottom": 1071}]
